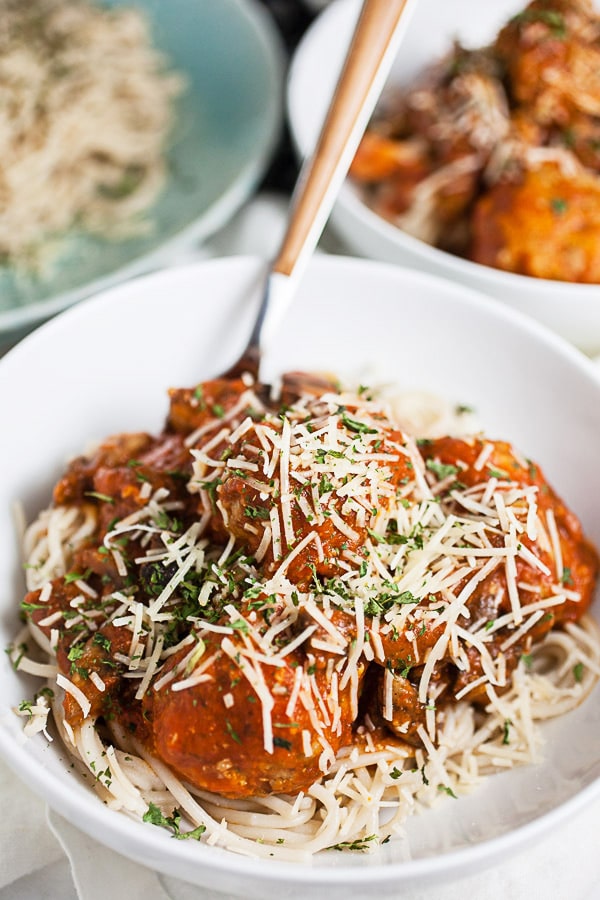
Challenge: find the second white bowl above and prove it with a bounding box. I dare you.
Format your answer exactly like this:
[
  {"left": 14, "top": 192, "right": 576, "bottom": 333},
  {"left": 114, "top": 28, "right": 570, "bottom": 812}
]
[{"left": 287, "top": 0, "right": 600, "bottom": 355}]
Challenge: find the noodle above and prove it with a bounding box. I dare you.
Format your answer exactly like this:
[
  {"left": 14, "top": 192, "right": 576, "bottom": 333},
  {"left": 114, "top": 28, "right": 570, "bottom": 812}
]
[
  {"left": 10, "top": 618, "right": 599, "bottom": 858},
  {"left": 0, "top": 0, "right": 184, "bottom": 269},
  {"left": 9, "top": 381, "right": 600, "bottom": 859}
]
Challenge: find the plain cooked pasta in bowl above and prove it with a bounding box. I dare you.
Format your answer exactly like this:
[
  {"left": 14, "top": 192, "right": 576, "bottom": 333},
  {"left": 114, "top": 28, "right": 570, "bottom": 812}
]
[{"left": 0, "top": 0, "right": 184, "bottom": 269}]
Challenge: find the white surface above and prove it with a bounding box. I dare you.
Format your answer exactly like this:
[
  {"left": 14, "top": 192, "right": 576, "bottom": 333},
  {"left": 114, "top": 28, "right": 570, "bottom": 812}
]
[
  {"left": 1, "top": 199, "right": 599, "bottom": 899},
  {"left": 287, "top": 0, "right": 600, "bottom": 356}
]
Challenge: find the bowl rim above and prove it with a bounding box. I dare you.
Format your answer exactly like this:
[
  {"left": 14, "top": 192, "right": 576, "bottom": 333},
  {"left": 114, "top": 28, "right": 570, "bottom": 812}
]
[
  {"left": 0, "top": 0, "right": 286, "bottom": 335},
  {"left": 335, "top": 183, "right": 600, "bottom": 295},
  {"left": 1, "top": 254, "right": 600, "bottom": 889}
]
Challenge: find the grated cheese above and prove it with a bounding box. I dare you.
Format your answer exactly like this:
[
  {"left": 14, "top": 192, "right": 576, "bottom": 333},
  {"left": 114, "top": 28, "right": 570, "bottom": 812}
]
[
  {"left": 57, "top": 673, "right": 91, "bottom": 718},
  {"left": 15, "top": 377, "right": 598, "bottom": 861}
]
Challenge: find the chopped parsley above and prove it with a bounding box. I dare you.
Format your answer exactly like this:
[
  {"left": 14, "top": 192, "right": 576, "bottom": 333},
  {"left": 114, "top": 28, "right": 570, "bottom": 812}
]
[
  {"left": 425, "top": 459, "right": 459, "bottom": 480},
  {"left": 225, "top": 720, "right": 242, "bottom": 744},
  {"left": 84, "top": 491, "right": 115, "bottom": 504},
  {"left": 521, "top": 652, "right": 533, "bottom": 670},
  {"left": 488, "top": 467, "right": 510, "bottom": 480},
  {"left": 315, "top": 447, "right": 346, "bottom": 464},
  {"left": 330, "top": 834, "right": 379, "bottom": 852},
  {"left": 512, "top": 8, "right": 566, "bottom": 38},
  {"left": 319, "top": 474, "right": 334, "bottom": 496},
  {"left": 143, "top": 803, "right": 206, "bottom": 841},
  {"left": 339, "top": 410, "right": 378, "bottom": 435},
  {"left": 17, "top": 699, "right": 34, "bottom": 717},
  {"left": 244, "top": 505, "right": 270, "bottom": 520},
  {"left": 37, "top": 686, "right": 55, "bottom": 701},
  {"left": 398, "top": 656, "right": 413, "bottom": 679},
  {"left": 363, "top": 588, "right": 418, "bottom": 617},
  {"left": 561, "top": 567, "right": 573, "bottom": 586},
  {"left": 67, "top": 645, "right": 89, "bottom": 679},
  {"left": 153, "top": 510, "right": 183, "bottom": 533},
  {"left": 438, "top": 784, "right": 458, "bottom": 799},
  {"left": 550, "top": 197, "right": 568, "bottom": 215},
  {"left": 20, "top": 599, "right": 47, "bottom": 614},
  {"left": 92, "top": 633, "right": 112, "bottom": 653},
  {"left": 98, "top": 165, "right": 144, "bottom": 200},
  {"left": 64, "top": 569, "right": 92, "bottom": 585},
  {"left": 199, "top": 476, "right": 222, "bottom": 509}
]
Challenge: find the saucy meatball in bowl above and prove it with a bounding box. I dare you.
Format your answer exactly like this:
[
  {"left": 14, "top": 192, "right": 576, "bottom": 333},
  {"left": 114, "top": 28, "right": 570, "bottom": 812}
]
[
  {"left": 288, "top": 0, "right": 600, "bottom": 355},
  {"left": 0, "top": 255, "right": 599, "bottom": 896}
]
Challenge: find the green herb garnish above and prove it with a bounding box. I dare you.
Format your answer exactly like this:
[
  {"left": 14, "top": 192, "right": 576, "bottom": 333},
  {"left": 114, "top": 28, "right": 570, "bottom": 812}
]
[
  {"left": 426, "top": 459, "right": 459, "bottom": 480},
  {"left": 438, "top": 784, "right": 458, "bottom": 799},
  {"left": 550, "top": 197, "right": 568, "bottom": 215},
  {"left": 64, "top": 569, "right": 92, "bottom": 584},
  {"left": 84, "top": 491, "right": 115, "bottom": 504},
  {"left": 330, "top": 834, "right": 379, "bottom": 852},
  {"left": 226, "top": 720, "right": 242, "bottom": 744},
  {"left": 244, "top": 505, "right": 270, "bottom": 520},
  {"left": 143, "top": 803, "right": 206, "bottom": 840}
]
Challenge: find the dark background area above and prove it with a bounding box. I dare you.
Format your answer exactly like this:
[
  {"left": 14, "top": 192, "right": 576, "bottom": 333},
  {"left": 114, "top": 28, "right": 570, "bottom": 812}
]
[{"left": 257, "top": 0, "right": 319, "bottom": 192}]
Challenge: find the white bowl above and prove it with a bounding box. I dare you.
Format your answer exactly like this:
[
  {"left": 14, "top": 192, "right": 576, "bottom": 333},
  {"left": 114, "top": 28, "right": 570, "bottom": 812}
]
[
  {"left": 287, "top": 0, "right": 600, "bottom": 356},
  {"left": 0, "top": 256, "right": 599, "bottom": 897}
]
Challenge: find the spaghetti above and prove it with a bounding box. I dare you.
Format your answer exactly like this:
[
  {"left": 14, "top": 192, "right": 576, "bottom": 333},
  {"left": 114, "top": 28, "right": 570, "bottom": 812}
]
[{"left": 10, "top": 374, "right": 600, "bottom": 859}]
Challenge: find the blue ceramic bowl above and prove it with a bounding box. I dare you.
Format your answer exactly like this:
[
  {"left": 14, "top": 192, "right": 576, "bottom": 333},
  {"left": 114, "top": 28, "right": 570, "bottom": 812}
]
[{"left": 0, "top": 0, "right": 284, "bottom": 335}]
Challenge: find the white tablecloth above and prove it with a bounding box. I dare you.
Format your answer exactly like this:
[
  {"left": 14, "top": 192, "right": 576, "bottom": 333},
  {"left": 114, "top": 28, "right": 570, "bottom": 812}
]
[{"left": 2, "top": 195, "right": 599, "bottom": 900}]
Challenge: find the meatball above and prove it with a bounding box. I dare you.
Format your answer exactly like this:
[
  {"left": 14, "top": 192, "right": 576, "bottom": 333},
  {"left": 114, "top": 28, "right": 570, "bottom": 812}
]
[
  {"left": 167, "top": 377, "right": 256, "bottom": 436},
  {"left": 418, "top": 435, "right": 598, "bottom": 701},
  {"left": 470, "top": 160, "right": 600, "bottom": 282},
  {"left": 147, "top": 611, "right": 363, "bottom": 797},
  {"left": 202, "top": 398, "right": 415, "bottom": 589},
  {"left": 363, "top": 433, "right": 597, "bottom": 737},
  {"left": 350, "top": 46, "right": 509, "bottom": 248},
  {"left": 494, "top": 0, "right": 600, "bottom": 128}
]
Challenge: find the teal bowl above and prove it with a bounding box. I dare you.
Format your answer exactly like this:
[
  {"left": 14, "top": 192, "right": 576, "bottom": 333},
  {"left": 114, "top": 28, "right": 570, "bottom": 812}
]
[{"left": 0, "top": 0, "right": 284, "bottom": 335}]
